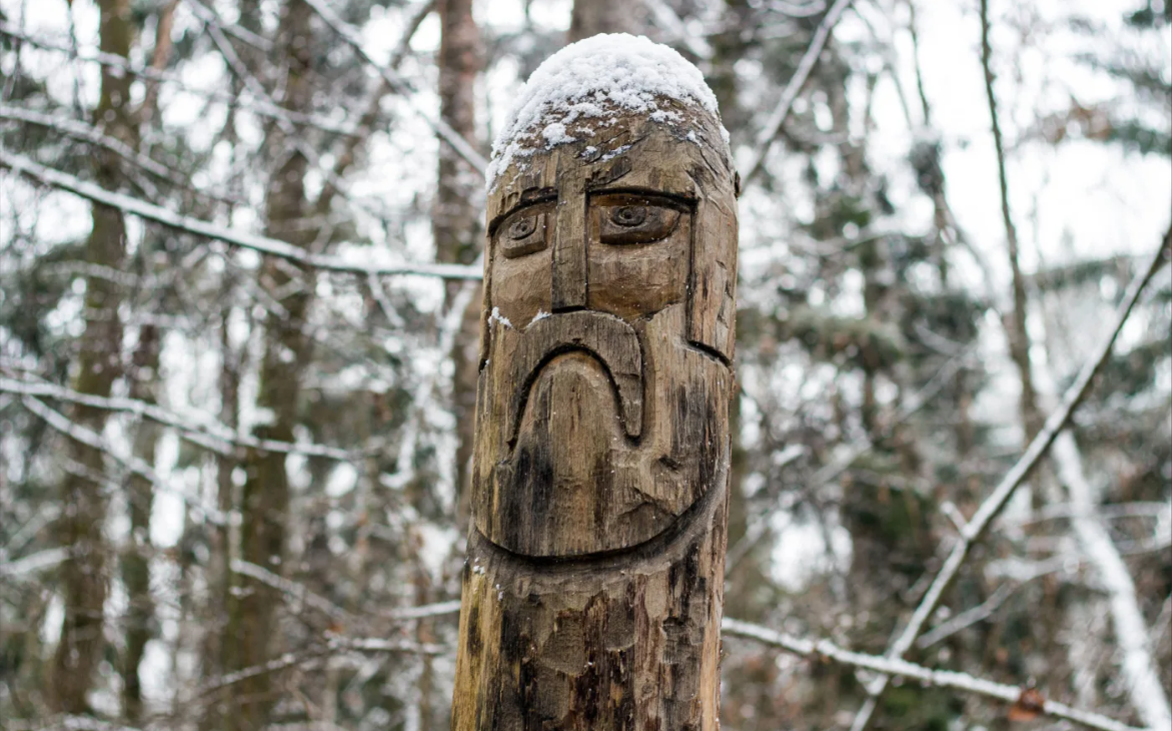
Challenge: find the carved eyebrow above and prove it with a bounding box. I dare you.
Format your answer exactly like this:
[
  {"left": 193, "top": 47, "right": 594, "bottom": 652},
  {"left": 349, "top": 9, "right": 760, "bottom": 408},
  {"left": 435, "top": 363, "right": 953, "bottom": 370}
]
[
  {"left": 588, "top": 189, "right": 695, "bottom": 210},
  {"left": 489, "top": 193, "right": 557, "bottom": 236}
]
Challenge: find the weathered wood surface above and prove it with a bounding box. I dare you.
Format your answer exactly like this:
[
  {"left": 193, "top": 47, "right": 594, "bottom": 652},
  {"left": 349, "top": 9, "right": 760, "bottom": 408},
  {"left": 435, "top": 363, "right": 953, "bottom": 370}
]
[{"left": 453, "top": 88, "right": 738, "bottom": 730}]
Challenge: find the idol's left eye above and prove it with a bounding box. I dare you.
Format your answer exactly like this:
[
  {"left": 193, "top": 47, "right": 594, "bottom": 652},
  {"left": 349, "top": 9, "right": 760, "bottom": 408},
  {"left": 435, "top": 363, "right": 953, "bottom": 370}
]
[{"left": 597, "top": 204, "right": 681, "bottom": 245}]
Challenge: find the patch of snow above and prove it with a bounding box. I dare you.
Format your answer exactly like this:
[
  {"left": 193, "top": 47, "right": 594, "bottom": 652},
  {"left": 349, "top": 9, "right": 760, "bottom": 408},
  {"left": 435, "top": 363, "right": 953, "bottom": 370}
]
[
  {"left": 542, "top": 122, "right": 576, "bottom": 145},
  {"left": 487, "top": 33, "right": 729, "bottom": 187},
  {"left": 531, "top": 309, "right": 551, "bottom": 323},
  {"left": 488, "top": 306, "right": 513, "bottom": 329},
  {"left": 600, "top": 144, "right": 633, "bottom": 162}
]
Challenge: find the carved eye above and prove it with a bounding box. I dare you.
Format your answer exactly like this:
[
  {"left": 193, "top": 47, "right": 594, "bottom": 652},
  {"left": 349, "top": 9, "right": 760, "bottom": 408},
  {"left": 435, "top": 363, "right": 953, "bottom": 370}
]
[
  {"left": 610, "top": 206, "right": 648, "bottom": 227},
  {"left": 498, "top": 210, "right": 549, "bottom": 259},
  {"left": 598, "top": 204, "right": 681, "bottom": 245},
  {"left": 508, "top": 217, "right": 537, "bottom": 239}
]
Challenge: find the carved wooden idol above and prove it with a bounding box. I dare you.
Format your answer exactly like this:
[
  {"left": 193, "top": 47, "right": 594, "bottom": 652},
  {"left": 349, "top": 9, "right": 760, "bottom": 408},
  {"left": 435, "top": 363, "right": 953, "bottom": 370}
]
[{"left": 452, "top": 34, "right": 738, "bottom": 730}]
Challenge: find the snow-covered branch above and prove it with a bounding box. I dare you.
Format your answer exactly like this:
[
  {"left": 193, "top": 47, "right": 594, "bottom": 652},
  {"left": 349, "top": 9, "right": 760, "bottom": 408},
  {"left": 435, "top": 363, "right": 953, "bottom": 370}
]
[
  {"left": 0, "top": 547, "right": 70, "bottom": 579},
  {"left": 386, "top": 600, "right": 463, "bottom": 621},
  {"left": 916, "top": 582, "right": 1017, "bottom": 649},
  {"left": 0, "top": 148, "right": 483, "bottom": 281},
  {"left": 0, "top": 104, "right": 199, "bottom": 195},
  {"left": 230, "top": 559, "right": 352, "bottom": 623},
  {"left": 0, "top": 22, "right": 361, "bottom": 138},
  {"left": 329, "top": 636, "right": 448, "bottom": 656},
  {"left": 0, "top": 377, "right": 364, "bottom": 461},
  {"left": 722, "top": 618, "right": 1145, "bottom": 731},
  {"left": 1038, "top": 349, "right": 1172, "bottom": 729},
  {"left": 19, "top": 396, "right": 228, "bottom": 525},
  {"left": 1053, "top": 427, "right": 1171, "bottom": 729},
  {"left": 851, "top": 229, "right": 1171, "bottom": 729},
  {"left": 25, "top": 716, "right": 142, "bottom": 731}
]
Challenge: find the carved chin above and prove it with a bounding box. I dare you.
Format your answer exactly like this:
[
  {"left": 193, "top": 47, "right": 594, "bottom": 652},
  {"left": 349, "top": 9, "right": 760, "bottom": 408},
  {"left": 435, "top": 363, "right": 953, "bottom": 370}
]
[
  {"left": 499, "top": 352, "right": 651, "bottom": 558},
  {"left": 475, "top": 304, "right": 729, "bottom": 559}
]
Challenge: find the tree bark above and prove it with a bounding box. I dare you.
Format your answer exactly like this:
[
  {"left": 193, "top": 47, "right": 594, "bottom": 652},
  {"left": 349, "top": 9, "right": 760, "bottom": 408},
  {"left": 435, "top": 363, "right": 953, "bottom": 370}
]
[
  {"left": 568, "top": 0, "right": 639, "bottom": 42},
  {"left": 435, "top": 0, "right": 482, "bottom": 520},
  {"left": 980, "top": 0, "right": 1042, "bottom": 442},
  {"left": 221, "top": 2, "right": 315, "bottom": 728},
  {"left": 50, "top": 0, "right": 137, "bottom": 714},
  {"left": 120, "top": 323, "right": 160, "bottom": 724},
  {"left": 452, "top": 59, "right": 738, "bottom": 728}
]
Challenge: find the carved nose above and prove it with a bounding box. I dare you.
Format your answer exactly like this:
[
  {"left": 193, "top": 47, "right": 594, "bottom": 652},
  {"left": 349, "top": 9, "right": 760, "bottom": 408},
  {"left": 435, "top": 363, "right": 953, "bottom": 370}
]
[{"left": 551, "top": 179, "right": 587, "bottom": 312}]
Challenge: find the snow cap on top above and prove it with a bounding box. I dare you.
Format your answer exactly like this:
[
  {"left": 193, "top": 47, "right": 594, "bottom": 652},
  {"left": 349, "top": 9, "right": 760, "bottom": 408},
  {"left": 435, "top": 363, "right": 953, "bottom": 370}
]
[{"left": 487, "top": 33, "right": 729, "bottom": 188}]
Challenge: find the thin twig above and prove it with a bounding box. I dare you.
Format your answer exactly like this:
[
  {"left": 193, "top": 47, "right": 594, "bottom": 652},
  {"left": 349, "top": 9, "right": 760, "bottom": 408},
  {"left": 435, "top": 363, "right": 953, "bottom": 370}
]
[
  {"left": 301, "top": 0, "right": 489, "bottom": 175},
  {"left": 742, "top": 0, "right": 856, "bottom": 184}
]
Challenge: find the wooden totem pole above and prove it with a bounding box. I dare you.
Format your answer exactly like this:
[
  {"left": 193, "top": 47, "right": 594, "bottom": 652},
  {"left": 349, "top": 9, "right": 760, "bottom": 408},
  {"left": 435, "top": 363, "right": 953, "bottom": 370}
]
[{"left": 452, "top": 35, "right": 738, "bottom": 730}]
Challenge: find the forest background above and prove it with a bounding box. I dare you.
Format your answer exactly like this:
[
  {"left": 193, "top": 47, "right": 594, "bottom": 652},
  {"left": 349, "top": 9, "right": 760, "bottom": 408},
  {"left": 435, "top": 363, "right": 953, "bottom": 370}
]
[{"left": 0, "top": 0, "right": 1169, "bottom": 730}]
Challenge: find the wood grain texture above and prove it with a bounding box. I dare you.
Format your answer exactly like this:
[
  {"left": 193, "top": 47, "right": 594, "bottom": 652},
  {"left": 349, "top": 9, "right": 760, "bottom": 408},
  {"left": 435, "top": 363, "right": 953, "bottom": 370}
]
[{"left": 454, "top": 95, "right": 737, "bottom": 729}]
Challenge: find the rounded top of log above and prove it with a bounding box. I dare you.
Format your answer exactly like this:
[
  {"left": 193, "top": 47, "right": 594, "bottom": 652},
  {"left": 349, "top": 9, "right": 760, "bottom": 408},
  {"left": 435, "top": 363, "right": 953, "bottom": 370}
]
[{"left": 486, "top": 33, "right": 732, "bottom": 189}]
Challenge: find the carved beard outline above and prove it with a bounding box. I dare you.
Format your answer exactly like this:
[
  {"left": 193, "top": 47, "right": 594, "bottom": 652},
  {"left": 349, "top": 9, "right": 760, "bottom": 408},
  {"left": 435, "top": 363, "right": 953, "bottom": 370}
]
[{"left": 474, "top": 298, "right": 730, "bottom": 560}]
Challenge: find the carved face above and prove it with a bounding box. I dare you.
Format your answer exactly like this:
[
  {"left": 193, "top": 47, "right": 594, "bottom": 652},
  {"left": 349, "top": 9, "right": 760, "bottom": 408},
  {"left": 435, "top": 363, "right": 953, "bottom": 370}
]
[{"left": 474, "top": 115, "right": 737, "bottom": 558}]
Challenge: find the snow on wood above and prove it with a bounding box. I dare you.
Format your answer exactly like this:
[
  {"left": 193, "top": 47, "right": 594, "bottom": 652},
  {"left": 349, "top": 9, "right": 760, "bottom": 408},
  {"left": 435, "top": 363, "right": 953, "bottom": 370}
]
[{"left": 486, "top": 33, "right": 730, "bottom": 186}]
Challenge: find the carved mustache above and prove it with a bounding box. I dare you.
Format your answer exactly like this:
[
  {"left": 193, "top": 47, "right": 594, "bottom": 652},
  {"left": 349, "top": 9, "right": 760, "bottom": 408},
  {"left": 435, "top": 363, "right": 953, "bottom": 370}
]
[{"left": 500, "top": 310, "right": 644, "bottom": 448}]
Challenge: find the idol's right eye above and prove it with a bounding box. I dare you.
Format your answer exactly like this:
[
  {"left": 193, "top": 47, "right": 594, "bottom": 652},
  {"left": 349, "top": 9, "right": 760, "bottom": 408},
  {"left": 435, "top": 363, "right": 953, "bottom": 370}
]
[{"left": 497, "top": 205, "right": 551, "bottom": 259}]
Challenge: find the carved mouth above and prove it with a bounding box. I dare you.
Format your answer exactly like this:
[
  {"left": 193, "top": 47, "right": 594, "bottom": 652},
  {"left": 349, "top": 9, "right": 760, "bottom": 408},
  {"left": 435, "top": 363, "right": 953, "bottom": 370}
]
[{"left": 501, "top": 310, "right": 644, "bottom": 449}]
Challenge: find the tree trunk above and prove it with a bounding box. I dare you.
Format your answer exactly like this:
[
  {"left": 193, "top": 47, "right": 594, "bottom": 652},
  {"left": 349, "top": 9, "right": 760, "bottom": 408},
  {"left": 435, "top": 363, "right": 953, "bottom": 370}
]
[
  {"left": 980, "top": 0, "right": 1042, "bottom": 443},
  {"left": 435, "top": 0, "right": 483, "bottom": 523},
  {"left": 452, "top": 42, "right": 738, "bottom": 728},
  {"left": 568, "top": 0, "right": 639, "bottom": 42},
  {"left": 120, "top": 323, "right": 160, "bottom": 723},
  {"left": 222, "top": 1, "right": 316, "bottom": 728},
  {"left": 50, "top": 0, "right": 138, "bottom": 713}
]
